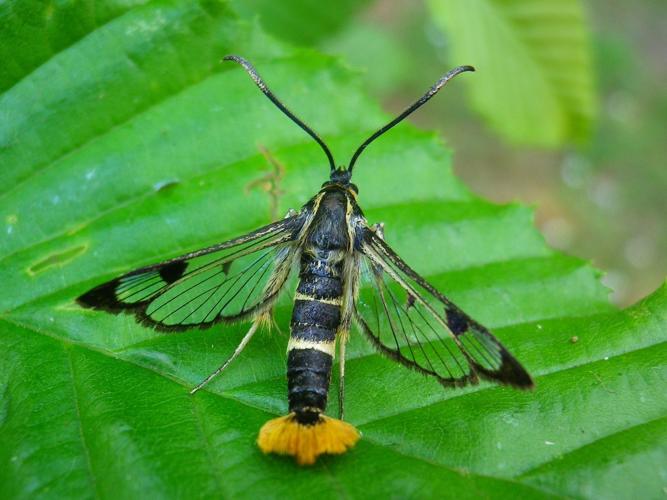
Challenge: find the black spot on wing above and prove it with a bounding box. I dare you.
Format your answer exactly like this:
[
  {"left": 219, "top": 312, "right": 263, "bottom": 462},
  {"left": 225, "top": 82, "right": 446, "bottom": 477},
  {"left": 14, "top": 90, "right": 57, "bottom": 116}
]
[
  {"left": 158, "top": 260, "right": 187, "bottom": 284},
  {"left": 445, "top": 306, "right": 470, "bottom": 336}
]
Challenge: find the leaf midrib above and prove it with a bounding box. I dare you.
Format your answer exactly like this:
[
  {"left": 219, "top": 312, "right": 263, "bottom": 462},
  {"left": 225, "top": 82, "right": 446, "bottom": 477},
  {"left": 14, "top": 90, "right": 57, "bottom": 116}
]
[{"left": 64, "top": 345, "right": 99, "bottom": 497}]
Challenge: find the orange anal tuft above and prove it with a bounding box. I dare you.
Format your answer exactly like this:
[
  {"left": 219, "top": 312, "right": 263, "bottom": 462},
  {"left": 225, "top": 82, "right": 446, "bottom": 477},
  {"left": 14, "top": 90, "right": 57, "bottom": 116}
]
[{"left": 257, "top": 413, "right": 360, "bottom": 465}]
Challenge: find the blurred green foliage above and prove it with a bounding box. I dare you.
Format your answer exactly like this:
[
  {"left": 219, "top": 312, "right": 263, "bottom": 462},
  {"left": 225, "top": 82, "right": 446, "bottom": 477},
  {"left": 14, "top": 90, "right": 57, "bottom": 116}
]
[
  {"left": 230, "top": 0, "right": 373, "bottom": 46},
  {"left": 428, "top": 0, "right": 596, "bottom": 146},
  {"left": 324, "top": 0, "right": 666, "bottom": 306}
]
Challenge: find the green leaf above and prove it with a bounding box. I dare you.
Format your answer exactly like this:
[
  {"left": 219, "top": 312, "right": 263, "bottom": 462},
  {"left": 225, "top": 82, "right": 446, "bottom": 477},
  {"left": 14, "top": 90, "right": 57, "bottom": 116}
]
[
  {"left": 1, "top": 2, "right": 665, "bottom": 498},
  {"left": 427, "top": 0, "right": 597, "bottom": 147},
  {"left": 0, "top": 0, "right": 152, "bottom": 93}
]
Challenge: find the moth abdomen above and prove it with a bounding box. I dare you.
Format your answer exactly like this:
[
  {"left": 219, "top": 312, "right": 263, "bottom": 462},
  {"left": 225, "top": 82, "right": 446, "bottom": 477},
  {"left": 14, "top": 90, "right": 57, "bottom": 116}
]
[
  {"left": 290, "top": 324, "right": 336, "bottom": 342},
  {"left": 291, "top": 299, "right": 341, "bottom": 330},
  {"left": 296, "top": 274, "right": 342, "bottom": 299},
  {"left": 288, "top": 293, "right": 339, "bottom": 422},
  {"left": 258, "top": 257, "right": 359, "bottom": 465},
  {"left": 287, "top": 347, "right": 333, "bottom": 423}
]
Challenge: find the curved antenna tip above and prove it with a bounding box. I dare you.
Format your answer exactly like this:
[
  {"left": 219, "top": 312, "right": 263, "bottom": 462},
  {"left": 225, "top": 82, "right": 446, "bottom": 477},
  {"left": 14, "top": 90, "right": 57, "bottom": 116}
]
[
  {"left": 222, "top": 55, "right": 251, "bottom": 69},
  {"left": 347, "top": 64, "right": 474, "bottom": 175}
]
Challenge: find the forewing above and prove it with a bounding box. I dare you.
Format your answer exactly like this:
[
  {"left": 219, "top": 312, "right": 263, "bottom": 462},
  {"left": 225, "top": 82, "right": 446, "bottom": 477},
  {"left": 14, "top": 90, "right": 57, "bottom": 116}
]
[
  {"left": 78, "top": 215, "right": 304, "bottom": 331},
  {"left": 355, "top": 227, "right": 533, "bottom": 389}
]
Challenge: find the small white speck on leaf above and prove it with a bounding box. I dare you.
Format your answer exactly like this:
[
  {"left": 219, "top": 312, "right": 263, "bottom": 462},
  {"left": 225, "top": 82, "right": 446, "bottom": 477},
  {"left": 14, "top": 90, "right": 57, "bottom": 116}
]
[
  {"left": 153, "top": 179, "right": 180, "bottom": 192},
  {"left": 6, "top": 214, "right": 18, "bottom": 234}
]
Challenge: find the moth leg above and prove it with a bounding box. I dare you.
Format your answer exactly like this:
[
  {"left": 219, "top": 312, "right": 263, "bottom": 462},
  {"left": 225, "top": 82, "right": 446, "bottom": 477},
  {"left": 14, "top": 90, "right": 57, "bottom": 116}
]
[
  {"left": 337, "top": 251, "right": 360, "bottom": 421},
  {"left": 190, "top": 319, "right": 261, "bottom": 394},
  {"left": 338, "top": 336, "right": 347, "bottom": 420}
]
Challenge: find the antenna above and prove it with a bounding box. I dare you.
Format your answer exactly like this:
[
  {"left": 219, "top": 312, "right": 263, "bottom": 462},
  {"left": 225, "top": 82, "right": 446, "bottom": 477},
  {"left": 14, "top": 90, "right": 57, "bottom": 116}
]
[
  {"left": 347, "top": 65, "right": 474, "bottom": 175},
  {"left": 224, "top": 55, "right": 336, "bottom": 174}
]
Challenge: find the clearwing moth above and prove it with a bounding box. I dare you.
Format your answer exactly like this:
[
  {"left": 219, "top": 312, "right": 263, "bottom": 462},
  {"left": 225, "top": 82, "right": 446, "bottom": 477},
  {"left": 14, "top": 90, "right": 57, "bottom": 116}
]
[{"left": 78, "top": 55, "right": 534, "bottom": 466}]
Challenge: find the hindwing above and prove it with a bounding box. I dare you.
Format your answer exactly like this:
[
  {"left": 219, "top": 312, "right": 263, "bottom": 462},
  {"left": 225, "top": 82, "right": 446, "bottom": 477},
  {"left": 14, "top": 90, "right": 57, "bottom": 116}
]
[{"left": 354, "top": 225, "right": 533, "bottom": 389}]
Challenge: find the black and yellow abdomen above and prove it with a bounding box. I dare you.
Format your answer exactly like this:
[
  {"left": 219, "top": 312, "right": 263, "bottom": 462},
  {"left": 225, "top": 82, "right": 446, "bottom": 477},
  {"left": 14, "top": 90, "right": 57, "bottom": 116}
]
[
  {"left": 257, "top": 190, "right": 359, "bottom": 465},
  {"left": 287, "top": 250, "right": 344, "bottom": 423}
]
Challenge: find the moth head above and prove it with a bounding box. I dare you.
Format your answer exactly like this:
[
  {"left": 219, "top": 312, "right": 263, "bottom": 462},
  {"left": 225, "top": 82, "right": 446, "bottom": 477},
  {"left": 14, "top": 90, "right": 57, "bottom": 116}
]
[
  {"left": 321, "top": 167, "right": 358, "bottom": 195},
  {"left": 329, "top": 167, "right": 351, "bottom": 185}
]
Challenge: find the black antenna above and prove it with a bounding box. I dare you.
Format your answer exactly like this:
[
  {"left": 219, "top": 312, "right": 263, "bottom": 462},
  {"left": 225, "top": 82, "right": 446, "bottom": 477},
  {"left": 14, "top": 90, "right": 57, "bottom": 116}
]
[
  {"left": 347, "top": 65, "right": 475, "bottom": 175},
  {"left": 224, "top": 55, "right": 336, "bottom": 174}
]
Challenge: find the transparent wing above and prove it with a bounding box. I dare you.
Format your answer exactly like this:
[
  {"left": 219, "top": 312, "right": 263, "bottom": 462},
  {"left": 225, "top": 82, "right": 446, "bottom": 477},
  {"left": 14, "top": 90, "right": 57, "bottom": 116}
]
[
  {"left": 355, "top": 226, "right": 533, "bottom": 388},
  {"left": 78, "top": 215, "right": 304, "bottom": 331}
]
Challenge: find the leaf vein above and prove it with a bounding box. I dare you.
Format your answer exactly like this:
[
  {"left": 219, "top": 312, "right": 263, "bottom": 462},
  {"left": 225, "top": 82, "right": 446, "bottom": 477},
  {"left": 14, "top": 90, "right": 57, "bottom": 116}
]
[{"left": 64, "top": 345, "right": 99, "bottom": 498}]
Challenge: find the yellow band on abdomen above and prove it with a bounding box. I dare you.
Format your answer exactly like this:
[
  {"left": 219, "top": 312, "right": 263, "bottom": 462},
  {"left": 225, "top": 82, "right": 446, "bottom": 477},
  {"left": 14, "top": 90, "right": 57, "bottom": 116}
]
[{"left": 287, "top": 337, "right": 336, "bottom": 357}]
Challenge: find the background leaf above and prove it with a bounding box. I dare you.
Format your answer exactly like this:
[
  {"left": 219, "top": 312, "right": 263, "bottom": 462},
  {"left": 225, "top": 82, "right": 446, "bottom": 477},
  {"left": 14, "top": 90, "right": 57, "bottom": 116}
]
[
  {"left": 229, "top": 0, "right": 374, "bottom": 46},
  {"left": 427, "top": 0, "right": 597, "bottom": 146},
  {"left": 1, "top": 1, "right": 665, "bottom": 498}
]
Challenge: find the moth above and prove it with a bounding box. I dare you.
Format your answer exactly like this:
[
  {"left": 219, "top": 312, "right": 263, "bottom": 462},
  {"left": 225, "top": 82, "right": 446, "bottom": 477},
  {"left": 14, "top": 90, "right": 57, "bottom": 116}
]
[{"left": 78, "top": 55, "right": 533, "bottom": 465}]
